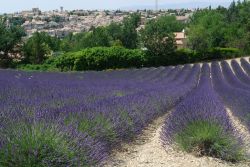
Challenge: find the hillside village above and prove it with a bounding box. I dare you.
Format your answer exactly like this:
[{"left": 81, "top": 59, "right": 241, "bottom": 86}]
[{"left": 4, "top": 7, "right": 192, "bottom": 46}]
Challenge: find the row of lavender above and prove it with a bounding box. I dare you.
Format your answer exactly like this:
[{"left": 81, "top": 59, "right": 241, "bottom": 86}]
[
  {"left": 0, "top": 64, "right": 200, "bottom": 166},
  {"left": 161, "top": 58, "right": 250, "bottom": 161}
]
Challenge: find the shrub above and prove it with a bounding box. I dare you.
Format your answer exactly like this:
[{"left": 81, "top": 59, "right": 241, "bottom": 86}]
[
  {"left": 198, "top": 47, "right": 242, "bottom": 61},
  {"left": 161, "top": 64, "right": 245, "bottom": 162},
  {"left": 174, "top": 48, "right": 197, "bottom": 64},
  {"left": 17, "top": 56, "right": 60, "bottom": 71},
  {"left": 54, "top": 46, "right": 147, "bottom": 71},
  {"left": 65, "top": 113, "right": 117, "bottom": 145},
  {"left": 0, "top": 123, "right": 86, "bottom": 166},
  {"left": 175, "top": 121, "right": 244, "bottom": 162},
  {"left": 17, "top": 64, "right": 59, "bottom": 71},
  {"left": 175, "top": 48, "right": 241, "bottom": 65},
  {"left": 14, "top": 47, "right": 243, "bottom": 72}
]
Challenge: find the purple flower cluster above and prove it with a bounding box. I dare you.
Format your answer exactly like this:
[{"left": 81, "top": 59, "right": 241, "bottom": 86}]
[
  {"left": 240, "top": 58, "right": 250, "bottom": 76},
  {"left": 0, "top": 65, "right": 200, "bottom": 165},
  {"left": 231, "top": 60, "right": 250, "bottom": 85},
  {"left": 211, "top": 61, "right": 250, "bottom": 132},
  {"left": 220, "top": 61, "right": 250, "bottom": 91},
  {"left": 1, "top": 58, "right": 249, "bottom": 165},
  {"left": 161, "top": 63, "right": 235, "bottom": 145}
]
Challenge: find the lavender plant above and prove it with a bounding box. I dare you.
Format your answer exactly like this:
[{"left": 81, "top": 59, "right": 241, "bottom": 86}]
[
  {"left": 211, "top": 62, "right": 250, "bottom": 132},
  {"left": 241, "top": 58, "right": 250, "bottom": 76},
  {"left": 161, "top": 63, "right": 244, "bottom": 161},
  {"left": 231, "top": 60, "right": 250, "bottom": 85},
  {"left": 1, "top": 59, "right": 248, "bottom": 165},
  {"left": 0, "top": 64, "right": 200, "bottom": 166},
  {"left": 220, "top": 61, "right": 250, "bottom": 91}
]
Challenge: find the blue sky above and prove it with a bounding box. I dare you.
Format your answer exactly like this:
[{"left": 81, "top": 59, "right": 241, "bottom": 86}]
[{"left": 0, "top": 0, "right": 233, "bottom": 13}]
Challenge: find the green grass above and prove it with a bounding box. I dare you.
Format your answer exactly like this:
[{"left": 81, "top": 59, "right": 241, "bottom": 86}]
[
  {"left": 0, "top": 123, "right": 87, "bottom": 167},
  {"left": 175, "top": 121, "right": 245, "bottom": 162}
]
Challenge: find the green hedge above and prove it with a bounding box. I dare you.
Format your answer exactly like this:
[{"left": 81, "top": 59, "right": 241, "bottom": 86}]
[
  {"left": 54, "top": 47, "right": 147, "bottom": 71},
  {"left": 16, "top": 47, "right": 243, "bottom": 72},
  {"left": 199, "top": 47, "right": 242, "bottom": 61},
  {"left": 175, "top": 47, "right": 242, "bottom": 64}
]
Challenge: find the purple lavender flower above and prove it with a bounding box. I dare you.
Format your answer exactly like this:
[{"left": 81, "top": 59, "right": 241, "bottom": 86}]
[
  {"left": 161, "top": 63, "right": 235, "bottom": 144},
  {"left": 231, "top": 60, "right": 250, "bottom": 85}
]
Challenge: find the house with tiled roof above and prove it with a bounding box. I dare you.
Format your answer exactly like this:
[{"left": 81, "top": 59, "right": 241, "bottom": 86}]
[{"left": 174, "top": 30, "right": 187, "bottom": 49}]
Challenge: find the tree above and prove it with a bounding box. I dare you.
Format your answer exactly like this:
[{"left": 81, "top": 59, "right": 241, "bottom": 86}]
[
  {"left": 120, "top": 13, "right": 141, "bottom": 49},
  {"left": 22, "top": 32, "right": 54, "bottom": 64},
  {"left": 150, "top": 15, "right": 184, "bottom": 33},
  {"left": 8, "top": 16, "right": 25, "bottom": 26},
  {"left": 80, "top": 27, "right": 111, "bottom": 48},
  {"left": 0, "top": 17, "right": 25, "bottom": 67},
  {"left": 187, "top": 10, "right": 227, "bottom": 52},
  {"left": 188, "top": 1, "right": 250, "bottom": 54},
  {"left": 106, "top": 22, "right": 122, "bottom": 41},
  {"left": 140, "top": 15, "right": 179, "bottom": 66}
]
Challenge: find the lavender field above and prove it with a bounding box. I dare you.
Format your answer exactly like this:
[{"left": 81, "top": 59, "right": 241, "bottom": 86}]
[{"left": 0, "top": 58, "right": 250, "bottom": 166}]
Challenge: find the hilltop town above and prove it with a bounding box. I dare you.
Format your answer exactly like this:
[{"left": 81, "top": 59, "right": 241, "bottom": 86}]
[{"left": 3, "top": 7, "right": 192, "bottom": 38}]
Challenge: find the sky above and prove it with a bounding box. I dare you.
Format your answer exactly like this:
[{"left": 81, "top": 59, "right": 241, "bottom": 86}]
[{"left": 0, "top": 0, "right": 233, "bottom": 13}]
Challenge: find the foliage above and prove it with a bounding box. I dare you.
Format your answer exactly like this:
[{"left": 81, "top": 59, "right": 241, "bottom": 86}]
[
  {"left": 0, "top": 18, "right": 25, "bottom": 68},
  {"left": 120, "top": 13, "right": 141, "bottom": 49},
  {"left": 0, "top": 123, "right": 85, "bottom": 166},
  {"left": 17, "top": 63, "right": 58, "bottom": 72},
  {"left": 106, "top": 22, "right": 123, "bottom": 42},
  {"left": 140, "top": 15, "right": 184, "bottom": 66},
  {"left": 22, "top": 32, "right": 61, "bottom": 64},
  {"left": 17, "top": 46, "right": 241, "bottom": 72},
  {"left": 144, "top": 15, "right": 184, "bottom": 34},
  {"left": 7, "top": 16, "right": 25, "bottom": 26},
  {"left": 60, "top": 13, "right": 141, "bottom": 51},
  {"left": 188, "top": 10, "right": 227, "bottom": 51},
  {"left": 54, "top": 46, "right": 147, "bottom": 71},
  {"left": 200, "top": 47, "right": 241, "bottom": 61},
  {"left": 188, "top": 1, "right": 250, "bottom": 54},
  {"left": 174, "top": 48, "right": 196, "bottom": 64},
  {"left": 79, "top": 27, "right": 111, "bottom": 49},
  {"left": 175, "top": 121, "right": 244, "bottom": 162},
  {"left": 175, "top": 47, "right": 241, "bottom": 64}
]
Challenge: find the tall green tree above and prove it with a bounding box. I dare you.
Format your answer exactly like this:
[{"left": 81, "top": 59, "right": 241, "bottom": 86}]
[
  {"left": 82, "top": 27, "right": 111, "bottom": 48},
  {"left": 188, "top": 1, "right": 250, "bottom": 54},
  {"left": 187, "top": 10, "right": 227, "bottom": 52},
  {"left": 0, "top": 17, "right": 25, "bottom": 67},
  {"left": 64, "top": 27, "right": 111, "bottom": 50},
  {"left": 140, "top": 15, "right": 180, "bottom": 66},
  {"left": 22, "top": 32, "right": 55, "bottom": 64},
  {"left": 106, "top": 22, "right": 123, "bottom": 45},
  {"left": 120, "top": 13, "right": 141, "bottom": 49}
]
